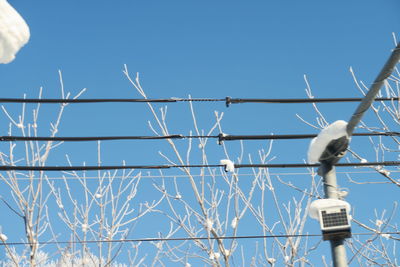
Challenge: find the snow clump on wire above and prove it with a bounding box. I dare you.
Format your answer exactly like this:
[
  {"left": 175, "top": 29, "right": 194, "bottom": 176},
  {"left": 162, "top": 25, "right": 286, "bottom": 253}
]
[
  {"left": 220, "top": 159, "right": 235, "bottom": 172},
  {"left": 0, "top": 0, "right": 30, "bottom": 63},
  {"left": 307, "top": 120, "right": 348, "bottom": 163}
]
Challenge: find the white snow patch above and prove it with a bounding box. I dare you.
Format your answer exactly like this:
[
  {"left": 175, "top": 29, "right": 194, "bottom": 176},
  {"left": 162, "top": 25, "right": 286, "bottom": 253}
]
[
  {"left": 307, "top": 120, "right": 348, "bottom": 163},
  {"left": 220, "top": 159, "right": 235, "bottom": 173},
  {"left": 224, "top": 249, "right": 230, "bottom": 257},
  {"left": 231, "top": 217, "right": 238, "bottom": 229},
  {"left": 205, "top": 218, "right": 213, "bottom": 230},
  {"left": 377, "top": 168, "right": 390, "bottom": 176},
  {"left": 209, "top": 252, "right": 220, "bottom": 260},
  {"left": 0, "top": 0, "right": 30, "bottom": 63},
  {"left": 57, "top": 200, "right": 64, "bottom": 209},
  {"left": 309, "top": 199, "right": 351, "bottom": 220},
  {"left": 154, "top": 242, "right": 163, "bottom": 249},
  {"left": 95, "top": 193, "right": 102, "bottom": 199},
  {"left": 381, "top": 233, "right": 390, "bottom": 240},
  {"left": 0, "top": 233, "right": 7, "bottom": 242},
  {"left": 338, "top": 190, "right": 349, "bottom": 199}
]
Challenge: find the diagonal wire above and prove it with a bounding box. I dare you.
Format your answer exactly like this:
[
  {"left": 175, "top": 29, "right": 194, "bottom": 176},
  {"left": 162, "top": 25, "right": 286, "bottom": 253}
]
[{"left": 347, "top": 42, "right": 400, "bottom": 135}]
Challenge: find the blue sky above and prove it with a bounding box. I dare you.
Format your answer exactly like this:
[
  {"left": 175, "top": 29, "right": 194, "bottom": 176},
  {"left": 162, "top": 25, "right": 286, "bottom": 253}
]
[
  {"left": 1, "top": 0, "right": 399, "bottom": 265},
  {"left": 4, "top": 0, "right": 399, "bottom": 151}
]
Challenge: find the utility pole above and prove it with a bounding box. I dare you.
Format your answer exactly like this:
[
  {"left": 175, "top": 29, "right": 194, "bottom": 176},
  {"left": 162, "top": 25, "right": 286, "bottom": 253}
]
[{"left": 318, "top": 42, "right": 400, "bottom": 267}]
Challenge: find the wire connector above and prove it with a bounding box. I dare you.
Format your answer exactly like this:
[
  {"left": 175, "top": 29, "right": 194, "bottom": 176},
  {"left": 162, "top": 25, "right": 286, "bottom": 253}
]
[
  {"left": 225, "top": 96, "right": 232, "bottom": 107},
  {"left": 218, "top": 133, "right": 228, "bottom": 145}
]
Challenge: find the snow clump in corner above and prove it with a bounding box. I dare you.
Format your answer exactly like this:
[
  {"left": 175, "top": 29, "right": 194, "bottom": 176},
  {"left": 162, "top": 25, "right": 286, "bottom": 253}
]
[
  {"left": 0, "top": 0, "right": 30, "bottom": 63},
  {"left": 307, "top": 120, "right": 348, "bottom": 163},
  {"left": 220, "top": 159, "right": 235, "bottom": 172}
]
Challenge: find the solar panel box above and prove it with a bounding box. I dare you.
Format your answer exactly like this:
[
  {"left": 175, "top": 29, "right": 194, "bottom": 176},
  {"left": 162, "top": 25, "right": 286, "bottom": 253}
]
[{"left": 318, "top": 205, "right": 351, "bottom": 241}]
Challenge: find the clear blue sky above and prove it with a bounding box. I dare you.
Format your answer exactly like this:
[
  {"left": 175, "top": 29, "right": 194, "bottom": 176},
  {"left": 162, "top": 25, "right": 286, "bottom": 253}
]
[
  {"left": 1, "top": 0, "right": 399, "bottom": 264},
  {"left": 4, "top": 0, "right": 399, "bottom": 155}
]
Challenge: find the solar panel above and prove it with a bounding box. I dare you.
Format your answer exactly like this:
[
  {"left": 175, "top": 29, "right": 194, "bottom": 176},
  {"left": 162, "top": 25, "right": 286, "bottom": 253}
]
[
  {"left": 310, "top": 200, "right": 352, "bottom": 240},
  {"left": 321, "top": 208, "right": 349, "bottom": 228},
  {"left": 318, "top": 206, "right": 351, "bottom": 231}
]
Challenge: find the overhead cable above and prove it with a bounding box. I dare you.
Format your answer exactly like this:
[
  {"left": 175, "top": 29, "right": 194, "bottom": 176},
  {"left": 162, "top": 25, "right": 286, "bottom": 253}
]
[
  {"left": 0, "top": 131, "right": 398, "bottom": 143},
  {"left": 5, "top": 170, "right": 400, "bottom": 181},
  {"left": 0, "top": 232, "right": 398, "bottom": 246},
  {"left": 0, "top": 161, "right": 398, "bottom": 172},
  {"left": 224, "top": 97, "right": 400, "bottom": 106},
  {"left": 0, "top": 134, "right": 189, "bottom": 142},
  {"left": 0, "top": 97, "right": 398, "bottom": 105}
]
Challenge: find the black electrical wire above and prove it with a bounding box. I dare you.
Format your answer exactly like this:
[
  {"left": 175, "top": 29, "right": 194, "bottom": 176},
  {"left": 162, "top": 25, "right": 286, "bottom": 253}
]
[
  {"left": 0, "top": 135, "right": 189, "bottom": 142},
  {"left": 225, "top": 97, "right": 400, "bottom": 106},
  {"left": 0, "top": 161, "right": 398, "bottom": 172},
  {"left": 0, "top": 131, "right": 398, "bottom": 143},
  {"left": 0, "top": 97, "right": 398, "bottom": 105},
  {"left": 0, "top": 98, "right": 224, "bottom": 103},
  {"left": 0, "top": 232, "right": 398, "bottom": 246},
  {"left": 218, "top": 131, "right": 400, "bottom": 142}
]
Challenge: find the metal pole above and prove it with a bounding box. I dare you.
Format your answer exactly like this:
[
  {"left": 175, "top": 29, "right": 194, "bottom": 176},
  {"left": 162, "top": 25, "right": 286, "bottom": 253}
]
[
  {"left": 317, "top": 42, "right": 400, "bottom": 266},
  {"left": 330, "top": 238, "right": 348, "bottom": 267},
  {"left": 321, "top": 163, "right": 339, "bottom": 199},
  {"left": 320, "top": 163, "right": 348, "bottom": 267}
]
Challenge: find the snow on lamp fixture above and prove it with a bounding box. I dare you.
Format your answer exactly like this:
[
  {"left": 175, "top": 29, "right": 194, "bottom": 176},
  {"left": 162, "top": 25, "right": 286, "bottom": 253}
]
[
  {"left": 0, "top": 0, "right": 30, "bottom": 63},
  {"left": 307, "top": 120, "right": 349, "bottom": 164}
]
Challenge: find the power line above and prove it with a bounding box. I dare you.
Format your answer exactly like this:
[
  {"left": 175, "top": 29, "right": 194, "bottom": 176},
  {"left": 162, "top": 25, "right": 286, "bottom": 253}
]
[
  {"left": 0, "top": 161, "right": 398, "bottom": 172},
  {"left": 0, "top": 98, "right": 220, "bottom": 103},
  {"left": 0, "top": 232, "right": 398, "bottom": 246},
  {"left": 0, "top": 97, "right": 398, "bottom": 105},
  {"left": 0, "top": 135, "right": 190, "bottom": 142},
  {"left": 0, "top": 131, "right": 398, "bottom": 143},
  {"left": 5, "top": 170, "right": 400, "bottom": 181},
  {"left": 218, "top": 132, "right": 399, "bottom": 142},
  {"left": 225, "top": 97, "right": 400, "bottom": 106}
]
